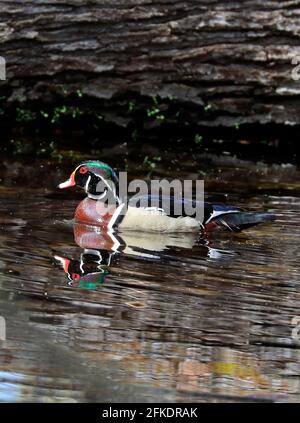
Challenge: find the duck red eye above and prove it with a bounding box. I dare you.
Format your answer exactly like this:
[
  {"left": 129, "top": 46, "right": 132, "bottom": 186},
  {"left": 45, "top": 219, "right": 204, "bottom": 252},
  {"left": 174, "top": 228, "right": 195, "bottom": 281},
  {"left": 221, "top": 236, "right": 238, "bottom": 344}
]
[
  {"left": 72, "top": 273, "right": 80, "bottom": 281},
  {"left": 79, "top": 167, "right": 88, "bottom": 174}
]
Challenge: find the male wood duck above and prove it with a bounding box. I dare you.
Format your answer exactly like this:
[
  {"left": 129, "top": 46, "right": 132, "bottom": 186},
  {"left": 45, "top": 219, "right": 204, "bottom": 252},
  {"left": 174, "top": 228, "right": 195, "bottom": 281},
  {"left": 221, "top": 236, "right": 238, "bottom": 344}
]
[{"left": 58, "top": 160, "right": 275, "bottom": 233}]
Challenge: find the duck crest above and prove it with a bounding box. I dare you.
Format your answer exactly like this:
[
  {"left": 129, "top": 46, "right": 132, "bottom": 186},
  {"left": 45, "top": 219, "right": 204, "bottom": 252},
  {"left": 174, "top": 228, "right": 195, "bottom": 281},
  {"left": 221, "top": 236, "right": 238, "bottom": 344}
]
[{"left": 81, "top": 160, "right": 115, "bottom": 179}]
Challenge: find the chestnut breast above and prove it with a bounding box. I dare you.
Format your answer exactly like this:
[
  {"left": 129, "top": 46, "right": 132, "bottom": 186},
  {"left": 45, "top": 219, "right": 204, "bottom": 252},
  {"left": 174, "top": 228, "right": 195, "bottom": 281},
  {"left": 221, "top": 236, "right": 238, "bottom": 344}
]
[{"left": 75, "top": 198, "right": 117, "bottom": 227}]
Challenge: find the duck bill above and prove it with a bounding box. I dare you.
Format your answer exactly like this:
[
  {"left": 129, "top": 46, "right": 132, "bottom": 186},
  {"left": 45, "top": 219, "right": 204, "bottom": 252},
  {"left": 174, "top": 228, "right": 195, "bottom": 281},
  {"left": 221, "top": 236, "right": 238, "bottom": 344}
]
[
  {"left": 54, "top": 255, "right": 70, "bottom": 273},
  {"left": 58, "top": 171, "right": 76, "bottom": 189}
]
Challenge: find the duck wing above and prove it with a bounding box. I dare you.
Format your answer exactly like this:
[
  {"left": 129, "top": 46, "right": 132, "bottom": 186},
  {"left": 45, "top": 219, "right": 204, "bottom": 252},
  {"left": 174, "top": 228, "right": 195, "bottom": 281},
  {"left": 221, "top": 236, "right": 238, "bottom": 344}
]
[
  {"left": 128, "top": 194, "right": 214, "bottom": 222},
  {"left": 128, "top": 195, "right": 275, "bottom": 232},
  {"left": 207, "top": 211, "right": 275, "bottom": 232}
]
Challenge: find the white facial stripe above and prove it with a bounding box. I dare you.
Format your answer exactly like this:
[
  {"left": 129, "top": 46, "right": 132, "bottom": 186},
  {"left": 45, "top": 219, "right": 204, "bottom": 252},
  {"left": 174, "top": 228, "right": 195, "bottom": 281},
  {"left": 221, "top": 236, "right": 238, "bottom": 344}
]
[
  {"left": 74, "top": 165, "right": 120, "bottom": 204},
  {"left": 94, "top": 172, "right": 121, "bottom": 204},
  {"left": 54, "top": 255, "right": 66, "bottom": 266},
  {"left": 85, "top": 171, "right": 109, "bottom": 199},
  {"left": 87, "top": 189, "right": 108, "bottom": 200},
  {"left": 73, "top": 164, "right": 82, "bottom": 174},
  {"left": 84, "top": 175, "right": 91, "bottom": 193}
]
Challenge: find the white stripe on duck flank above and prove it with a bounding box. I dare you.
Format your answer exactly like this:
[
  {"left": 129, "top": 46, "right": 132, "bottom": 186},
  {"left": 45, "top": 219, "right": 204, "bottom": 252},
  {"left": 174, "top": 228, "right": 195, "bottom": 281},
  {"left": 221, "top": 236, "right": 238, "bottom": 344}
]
[
  {"left": 118, "top": 206, "right": 201, "bottom": 233},
  {"left": 205, "top": 210, "right": 240, "bottom": 224}
]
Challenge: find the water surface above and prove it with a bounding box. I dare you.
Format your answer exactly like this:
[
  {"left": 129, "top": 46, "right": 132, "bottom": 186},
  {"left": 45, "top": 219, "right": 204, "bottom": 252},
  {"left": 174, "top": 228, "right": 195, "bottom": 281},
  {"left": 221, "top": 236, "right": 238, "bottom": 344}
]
[{"left": 0, "top": 154, "right": 299, "bottom": 402}]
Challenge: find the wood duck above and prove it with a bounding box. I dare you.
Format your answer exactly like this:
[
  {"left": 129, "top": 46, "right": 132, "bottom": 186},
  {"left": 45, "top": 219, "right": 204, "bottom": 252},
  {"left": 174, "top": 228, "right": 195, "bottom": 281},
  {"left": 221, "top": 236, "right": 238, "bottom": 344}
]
[{"left": 58, "top": 160, "right": 275, "bottom": 233}]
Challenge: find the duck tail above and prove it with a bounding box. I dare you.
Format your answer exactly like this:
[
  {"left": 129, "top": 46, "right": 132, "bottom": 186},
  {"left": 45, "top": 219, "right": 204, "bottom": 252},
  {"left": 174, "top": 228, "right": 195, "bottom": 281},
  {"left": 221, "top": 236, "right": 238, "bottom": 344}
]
[{"left": 207, "top": 212, "right": 275, "bottom": 232}]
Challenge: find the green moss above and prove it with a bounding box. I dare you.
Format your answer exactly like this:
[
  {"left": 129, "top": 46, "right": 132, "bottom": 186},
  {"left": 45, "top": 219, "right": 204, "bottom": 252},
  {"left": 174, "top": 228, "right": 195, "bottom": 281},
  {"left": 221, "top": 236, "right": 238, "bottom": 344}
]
[
  {"left": 143, "top": 155, "right": 156, "bottom": 169},
  {"left": 40, "top": 110, "right": 49, "bottom": 119},
  {"left": 131, "top": 129, "right": 139, "bottom": 142},
  {"left": 143, "top": 155, "right": 161, "bottom": 173},
  {"left": 52, "top": 106, "right": 66, "bottom": 124},
  {"left": 146, "top": 96, "right": 166, "bottom": 122},
  {"left": 16, "top": 108, "right": 36, "bottom": 122},
  {"left": 60, "top": 86, "right": 69, "bottom": 97},
  {"left": 51, "top": 105, "right": 83, "bottom": 124},
  {"left": 194, "top": 134, "right": 203, "bottom": 144},
  {"left": 10, "top": 139, "right": 29, "bottom": 155},
  {"left": 128, "top": 100, "right": 136, "bottom": 112}
]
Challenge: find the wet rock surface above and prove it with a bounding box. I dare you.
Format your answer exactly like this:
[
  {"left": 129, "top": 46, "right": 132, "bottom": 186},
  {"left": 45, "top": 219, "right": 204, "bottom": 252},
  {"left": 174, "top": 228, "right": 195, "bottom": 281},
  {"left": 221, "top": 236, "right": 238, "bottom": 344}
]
[{"left": 1, "top": 1, "right": 300, "bottom": 128}]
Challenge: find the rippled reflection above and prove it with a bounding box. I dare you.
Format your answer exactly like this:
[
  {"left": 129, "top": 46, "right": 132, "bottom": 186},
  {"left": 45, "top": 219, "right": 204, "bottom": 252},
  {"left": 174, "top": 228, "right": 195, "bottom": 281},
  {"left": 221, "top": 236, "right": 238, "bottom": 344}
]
[
  {"left": 54, "top": 223, "right": 236, "bottom": 289},
  {"left": 0, "top": 157, "right": 299, "bottom": 402}
]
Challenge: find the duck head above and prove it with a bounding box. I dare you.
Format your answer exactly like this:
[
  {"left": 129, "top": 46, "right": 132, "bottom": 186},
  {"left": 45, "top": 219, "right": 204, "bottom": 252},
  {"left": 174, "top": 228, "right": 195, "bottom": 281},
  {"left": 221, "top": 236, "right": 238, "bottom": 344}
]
[
  {"left": 58, "top": 160, "right": 120, "bottom": 203},
  {"left": 54, "top": 249, "right": 118, "bottom": 289}
]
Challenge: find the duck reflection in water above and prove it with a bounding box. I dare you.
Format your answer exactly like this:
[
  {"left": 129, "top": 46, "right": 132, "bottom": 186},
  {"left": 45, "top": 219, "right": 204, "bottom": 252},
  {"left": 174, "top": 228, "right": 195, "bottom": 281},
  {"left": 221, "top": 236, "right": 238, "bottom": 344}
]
[
  {"left": 54, "top": 222, "right": 236, "bottom": 289},
  {"left": 54, "top": 225, "right": 121, "bottom": 289}
]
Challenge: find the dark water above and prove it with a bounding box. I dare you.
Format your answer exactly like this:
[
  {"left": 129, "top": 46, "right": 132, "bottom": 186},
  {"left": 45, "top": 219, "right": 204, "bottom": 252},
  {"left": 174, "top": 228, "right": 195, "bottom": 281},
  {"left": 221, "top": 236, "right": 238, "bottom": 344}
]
[{"left": 0, "top": 153, "right": 299, "bottom": 402}]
